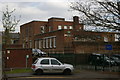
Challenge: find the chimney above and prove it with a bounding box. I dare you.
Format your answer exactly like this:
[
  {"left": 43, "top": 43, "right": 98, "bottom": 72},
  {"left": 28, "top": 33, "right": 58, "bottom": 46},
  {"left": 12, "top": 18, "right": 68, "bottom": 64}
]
[{"left": 73, "top": 16, "right": 79, "bottom": 24}]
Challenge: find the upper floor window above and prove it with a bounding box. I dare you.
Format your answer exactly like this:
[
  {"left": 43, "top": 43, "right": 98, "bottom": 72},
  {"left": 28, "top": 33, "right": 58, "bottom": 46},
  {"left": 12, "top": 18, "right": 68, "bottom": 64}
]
[
  {"left": 41, "top": 26, "right": 45, "bottom": 33},
  {"left": 64, "top": 26, "right": 67, "bottom": 29},
  {"left": 58, "top": 25, "right": 62, "bottom": 30},
  {"left": 69, "top": 26, "right": 73, "bottom": 29},
  {"left": 104, "top": 37, "right": 108, "bottom": 42},
  {"left": 115, "top": 34, "right": 120, "bottom": 41},
  {"left": 49, "top": 26, "right": 52, "bottom": 32}
]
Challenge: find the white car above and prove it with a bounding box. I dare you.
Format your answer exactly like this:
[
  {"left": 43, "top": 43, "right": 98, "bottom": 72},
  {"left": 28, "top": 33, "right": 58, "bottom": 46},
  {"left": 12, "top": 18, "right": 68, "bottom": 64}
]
[{"left": 31, "top": 57, "right": 74, "bottom": 75}]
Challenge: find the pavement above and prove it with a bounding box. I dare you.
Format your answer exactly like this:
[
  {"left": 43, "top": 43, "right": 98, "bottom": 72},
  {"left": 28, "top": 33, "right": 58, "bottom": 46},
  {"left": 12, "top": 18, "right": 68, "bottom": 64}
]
[{"left": 6, "top": 70, "right": 120, "bottom": 79}]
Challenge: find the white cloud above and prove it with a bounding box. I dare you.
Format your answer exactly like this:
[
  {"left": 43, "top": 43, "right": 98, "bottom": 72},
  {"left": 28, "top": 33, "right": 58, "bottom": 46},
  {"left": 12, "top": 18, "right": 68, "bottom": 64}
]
[
  {"left": 0, "top": 1, "right": 79, "bottom": 32},
  {"left": 0, "top": 0, "right": 75, "bottom": 2}
]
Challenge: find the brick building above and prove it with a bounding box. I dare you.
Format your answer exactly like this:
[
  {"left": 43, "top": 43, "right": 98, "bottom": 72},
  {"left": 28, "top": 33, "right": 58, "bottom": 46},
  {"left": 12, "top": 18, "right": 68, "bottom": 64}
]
[
  {"left": 20, "top": 16, "right": 120, "bottom": 54},
  {"left": 5, "top": 48, "right": 32, "bottom": 68}
]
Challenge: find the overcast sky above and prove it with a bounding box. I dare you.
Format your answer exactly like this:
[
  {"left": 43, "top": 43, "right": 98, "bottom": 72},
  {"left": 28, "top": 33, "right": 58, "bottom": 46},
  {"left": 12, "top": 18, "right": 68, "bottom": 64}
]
[{"left": 0, "top": 0, "right": 81, "bottom": 32}]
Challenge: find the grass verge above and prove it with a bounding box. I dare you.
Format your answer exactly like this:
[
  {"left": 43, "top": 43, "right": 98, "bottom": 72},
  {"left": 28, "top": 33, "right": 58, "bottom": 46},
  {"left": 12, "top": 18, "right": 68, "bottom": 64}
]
[{"left": 6, "top": 68, "right": 32, "bottom": 74}]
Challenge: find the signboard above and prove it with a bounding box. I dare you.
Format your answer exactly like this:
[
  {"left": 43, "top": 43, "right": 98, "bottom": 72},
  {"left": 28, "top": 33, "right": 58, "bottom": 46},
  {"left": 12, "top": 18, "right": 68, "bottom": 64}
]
[{"left": 105, "top": 45, "right": 112, "bottom": 50}]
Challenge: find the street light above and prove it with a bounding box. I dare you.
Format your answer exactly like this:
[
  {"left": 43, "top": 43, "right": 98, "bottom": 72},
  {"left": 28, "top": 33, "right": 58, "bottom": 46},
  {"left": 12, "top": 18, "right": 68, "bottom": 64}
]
[{"left": 26, "top": 55, "right": 29, "bottom": 68}]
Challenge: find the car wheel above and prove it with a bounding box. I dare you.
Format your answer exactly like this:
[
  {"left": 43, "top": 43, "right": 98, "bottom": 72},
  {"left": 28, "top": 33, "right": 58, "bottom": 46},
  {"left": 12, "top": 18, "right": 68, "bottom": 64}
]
[
  {"left": 63, "top": 69, "right": 71, "bottom": 75},
  {"left": 35, "top": 69, "right": 43, "bottom": 75}
]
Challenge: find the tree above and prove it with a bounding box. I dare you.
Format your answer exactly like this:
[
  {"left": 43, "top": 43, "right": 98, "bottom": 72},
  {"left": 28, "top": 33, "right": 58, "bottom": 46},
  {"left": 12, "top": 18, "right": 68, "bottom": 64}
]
[
  {"left": 70, "top": 0, "right": 120, "bottom": 32},
  {"left": 2, "top": 5, "right": 20, "bottom": 45}
]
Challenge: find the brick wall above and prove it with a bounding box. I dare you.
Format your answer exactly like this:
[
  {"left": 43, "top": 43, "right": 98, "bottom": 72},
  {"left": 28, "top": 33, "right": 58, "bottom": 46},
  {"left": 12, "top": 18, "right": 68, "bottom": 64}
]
[{"left": 5, "top": 48, "right": 32, "bottom": 68}]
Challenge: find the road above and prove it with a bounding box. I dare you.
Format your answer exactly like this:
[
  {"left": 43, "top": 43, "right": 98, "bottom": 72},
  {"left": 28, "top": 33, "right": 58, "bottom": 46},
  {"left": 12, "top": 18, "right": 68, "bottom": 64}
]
[
  {"left": 7, "top": 70, "right": 120, "bottom": 80},
  {"left": 8, "top": 77, "right": 120, "bottom": 80}
]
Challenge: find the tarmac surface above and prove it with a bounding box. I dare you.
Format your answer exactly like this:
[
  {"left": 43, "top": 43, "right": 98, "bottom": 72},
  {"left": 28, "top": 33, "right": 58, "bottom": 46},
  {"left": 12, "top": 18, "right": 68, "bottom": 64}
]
[{"left": 6, "top": 70, "right": 120, "bottom": 79}]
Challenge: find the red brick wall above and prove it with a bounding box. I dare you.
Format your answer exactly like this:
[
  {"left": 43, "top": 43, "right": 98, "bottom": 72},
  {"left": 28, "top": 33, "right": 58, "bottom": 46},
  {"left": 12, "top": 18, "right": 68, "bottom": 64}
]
[
  {"left": 2, "top": 45, "right": 22, "bottom": 50},
  {"left": 74, "top": 42, "right": 120, "bottom": 54},
  {"left": 5, "top": 49, "right": 32, "bottom": 68}
]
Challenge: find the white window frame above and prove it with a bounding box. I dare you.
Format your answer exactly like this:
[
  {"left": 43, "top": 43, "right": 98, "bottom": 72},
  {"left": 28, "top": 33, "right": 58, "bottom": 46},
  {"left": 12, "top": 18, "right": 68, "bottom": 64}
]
[
  {"left": 46, "top": 38, "right": 48, "bottom": 48},
  {"left": 38, "top": 40, "right": 41, "bottom": 49},
  {"left": 49, "top": 38, "right": 52, "bottom": 48},
  {"left": 53, "top": 37, "right": 56, "bottom": 48},
  {"left": 104, "top": 37, "right": 108, "bottom": 42},
  {"left": 58, "top": 25, "right": 62, "bottom": 30},
  {"left": 41, "top": 26, "right": 45, "bottom": 33},
  {"left": 43, "top": 39, "right": 45, "bottom": 48},
  {"left": 64, "top": 26, "right": 67, "bottom": 29},
  {"left": 35, "top": 40, "right": 37, "bottom": 49},
  {"left": 115, "top": 34, "right": 120, "bottom": 41},
  {"left": 69, "top": 26, "right": 73, "bottom": 29}
]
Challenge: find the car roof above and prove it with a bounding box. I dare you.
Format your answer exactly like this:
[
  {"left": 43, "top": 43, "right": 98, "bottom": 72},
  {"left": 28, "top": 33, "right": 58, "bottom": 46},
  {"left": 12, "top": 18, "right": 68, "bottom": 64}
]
[
  {"left": 37, "top": 57, "right": 56, "bottom": 60},
  {"left": 92, "top": 53, "right": 104, "bottom": 56}
]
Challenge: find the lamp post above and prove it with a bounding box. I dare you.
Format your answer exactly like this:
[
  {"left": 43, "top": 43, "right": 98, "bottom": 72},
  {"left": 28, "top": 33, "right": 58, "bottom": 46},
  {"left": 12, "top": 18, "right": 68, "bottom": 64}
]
[{"left": 26, "top": 55, "right": 29, "bottom": 68}]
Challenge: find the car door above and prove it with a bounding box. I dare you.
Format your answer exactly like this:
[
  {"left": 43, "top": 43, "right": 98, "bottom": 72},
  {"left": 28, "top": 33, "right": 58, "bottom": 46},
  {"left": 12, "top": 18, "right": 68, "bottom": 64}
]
[
  {"left": 50, "top": 59, "right": 64, "bottom": 73},
  {"left": 40, "top": 59, "right": 51, "bottom": 73}
]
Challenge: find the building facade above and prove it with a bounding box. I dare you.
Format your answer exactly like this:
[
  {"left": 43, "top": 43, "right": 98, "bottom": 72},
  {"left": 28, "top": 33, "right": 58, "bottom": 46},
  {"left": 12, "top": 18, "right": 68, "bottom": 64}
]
[{"left": 20, "top": 16, "right": 120, "bottom": 54}]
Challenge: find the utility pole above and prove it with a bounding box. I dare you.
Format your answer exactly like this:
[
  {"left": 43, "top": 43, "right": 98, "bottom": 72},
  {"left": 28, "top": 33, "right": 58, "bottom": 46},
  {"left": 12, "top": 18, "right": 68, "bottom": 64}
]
[{"left": 0, "top": 33, "right": 2, "bottom": 80}]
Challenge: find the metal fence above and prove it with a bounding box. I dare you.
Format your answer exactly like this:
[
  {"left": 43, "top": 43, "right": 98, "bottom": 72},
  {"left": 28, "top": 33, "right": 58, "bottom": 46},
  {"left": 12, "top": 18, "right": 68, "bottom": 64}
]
[
  {"left": 49, "top": 53, "right": 120, "bottom": 72},
  {"left": 49, "top": 53, "right": 90, "bottom": 65}
]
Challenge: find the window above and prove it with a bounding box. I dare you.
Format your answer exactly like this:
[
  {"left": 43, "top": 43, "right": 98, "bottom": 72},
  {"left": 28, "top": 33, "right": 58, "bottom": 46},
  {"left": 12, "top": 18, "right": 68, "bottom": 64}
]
[
  {"left": 58, "top": 25, "right": 62, "bottom": 30},
  {"left": 40, "top": 59, "right": 49, "bottom": 65},
  {"left": 43, "top": 39, "right": 45, "bottom": 48},
  {"left": 69, "top": 26, "right": 73, "bottom": 29},
  {"left": 51, "top": 59, "right": 60, "bottom": 65},
  {"left": 49, "top": 38, "right": 52, "bottom": 48},
  {"left": 104, "top": 37, "right": 108, "bottom": 42},
  {"left": 115, "top": 34, "right": 120, "bottom": 41},
  {"left": 34, "top": 59, "right": 39, "bottom": 64},
  {"left": 49, "top": 26, "right": 52, "bottom": 32},
  {"left": 64, "top": 26, "right": 67, "bottom": 29},
  {"left": 41, "top": 26, "right": 45, "bottom": 33},
  {"left": 53, "top": 37, "right": 56, "bottom": 48},
  {"left": 35, "top": 40, "right": 38, "bottom": 49},
  {"left": 23, "top": 43, "right": 25, "bottom": 48},
  {"left": 38, "top": 40, "right": 41, "bottom": 49},
  {"left": 46, "top": 38, "right": 48, "bottom": 48}
]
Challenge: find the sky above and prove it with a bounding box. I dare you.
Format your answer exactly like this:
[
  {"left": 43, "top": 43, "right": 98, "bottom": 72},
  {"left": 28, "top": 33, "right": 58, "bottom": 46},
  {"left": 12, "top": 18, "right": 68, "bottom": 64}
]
[{"left": 0, "top": 0, "right": 80, "bottom": 32}]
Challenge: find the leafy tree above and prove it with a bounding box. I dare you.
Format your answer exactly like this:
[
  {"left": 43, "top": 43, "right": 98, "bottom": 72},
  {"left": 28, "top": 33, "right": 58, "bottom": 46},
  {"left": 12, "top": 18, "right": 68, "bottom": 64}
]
[
  {"left": 70, "top": 0, "right": 120, "bottom": 32},
  {"left": 2, "top": 5, "right": 20, "bottom": 45}
]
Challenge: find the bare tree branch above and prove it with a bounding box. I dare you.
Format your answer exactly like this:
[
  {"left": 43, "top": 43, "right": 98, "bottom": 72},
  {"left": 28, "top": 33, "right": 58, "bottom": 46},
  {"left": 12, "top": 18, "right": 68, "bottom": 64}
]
[
  {"left": 70, "top": 0, "right": 120, "bottom": 32},
  {"left": 2, "top": 5, "right": 20, "bottom": 45}
]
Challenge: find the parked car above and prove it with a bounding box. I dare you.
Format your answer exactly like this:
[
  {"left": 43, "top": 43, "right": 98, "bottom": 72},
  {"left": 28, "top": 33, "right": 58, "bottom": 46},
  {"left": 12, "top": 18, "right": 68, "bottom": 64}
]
[
  {"left": 110, "top": 56, "right": 120, "bottom": 66},
  {"left": 88, "top": 53, "right": 116, "bottom": 66},
  {"left": 31, "top": 57, "right": 74, "bottom": 75},
  {"left": 112, "top": 54, "right": 120, "bottom": 59}
]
